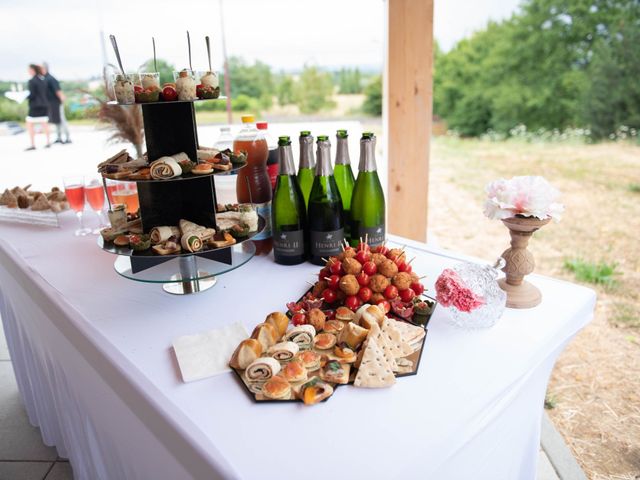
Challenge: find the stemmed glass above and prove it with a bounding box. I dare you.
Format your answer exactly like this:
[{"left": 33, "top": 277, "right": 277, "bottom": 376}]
[
  {"left": 63, "top": 176, "right": 92, "bottom": 236},
  {"left": 84, "top": 177, "right": 108, "bottom": 234}
]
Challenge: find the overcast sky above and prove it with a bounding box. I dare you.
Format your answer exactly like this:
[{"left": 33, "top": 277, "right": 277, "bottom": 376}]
[{"left": 0, "top": 0, "right": 521, "bottom": 80}]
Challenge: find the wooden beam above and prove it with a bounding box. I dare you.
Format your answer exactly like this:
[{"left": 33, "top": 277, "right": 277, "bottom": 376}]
[{"left": 386, "top": 0, "right": 434, "bottom": 242}]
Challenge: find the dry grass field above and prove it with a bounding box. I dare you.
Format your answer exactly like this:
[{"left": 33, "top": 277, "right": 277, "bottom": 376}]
[{"left": 428, "top": 137, "right": 640, "bottom": 479}]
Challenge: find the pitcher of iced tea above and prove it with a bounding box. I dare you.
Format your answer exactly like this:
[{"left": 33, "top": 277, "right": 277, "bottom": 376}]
[{"left": 234, "top": 115, "right": 273, "bottom": 254}]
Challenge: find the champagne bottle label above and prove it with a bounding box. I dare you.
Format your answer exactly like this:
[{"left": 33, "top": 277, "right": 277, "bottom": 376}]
[
  {"left": 354, "top": 224, "right": 385, "bottom": 246},
  {"left": 310, "top": 228, "right": 345, "bottom": 257},
  {"left": 253, "top": 201, "right": 272, "bottom": 240},
  {"left": 273, "top": 229, "right": 305, "bottom": 257}
]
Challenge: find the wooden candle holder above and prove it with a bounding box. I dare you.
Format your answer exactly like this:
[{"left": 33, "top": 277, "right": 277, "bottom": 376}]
[{"left": 498, "top": 216, "right": 550, "bottom": 309}]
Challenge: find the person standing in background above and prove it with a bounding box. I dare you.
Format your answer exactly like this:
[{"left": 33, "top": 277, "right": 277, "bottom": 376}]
[
  {"left": 25, "top": 64, "right": 50, "bottom": 151},
  {"left": 42, "top": 62, "right": 71, "bottom": 144}
]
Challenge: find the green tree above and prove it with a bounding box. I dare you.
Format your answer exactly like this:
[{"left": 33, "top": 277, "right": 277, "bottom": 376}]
[
  {"left": 222, "top": 56, "right": 274, "bottom": 109},
  {"left": 337, "top": 68, "right": 363, "bottom": 94},
  {"left": 294, "top": 66, "right": 335, "bottom": 114},
  {"left": 276, "top": 74, "right": 295, "bottom": 106},
  {"left": 362, "top": 75, "right": 382, "bottom": 116},
  {"left": 581, "top": 20, "right": 640, "bottom": 138},
  {"left": 140, "top": 58, "right": 175, "bottom": 85}
]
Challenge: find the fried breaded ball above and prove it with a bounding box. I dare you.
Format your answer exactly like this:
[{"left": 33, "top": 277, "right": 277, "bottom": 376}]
[
  {"left": 342, "top": 257, "right": 362, "bottom": 276},
  {"left": 307, "top": 308, "right": 326, "bottom": 331},
  {"left": 392, "top": 272, "right": 412, "bottom": 290},
  {"left": 369, "top": 274, "right": 390, "bottom": 293},
  {"left": 312, "top": 280, "right": 328, "bottom": 297},
  {"left": 371, "top": 253, "right": 387, "bottom": 266},
  {"left": 337, "top": 248, "right": 357, "bottom": 262},
  {"left": 387, "top": 248, "right": 406, "bottom": 262},
  {"left": 338, "top": 274, "right": 360, "bottom": 296},
  {"left": 410, "top": 271, "right": 420, "bottom": 284},
  {"left": 378, "top": 259, "right": 399, "bottom": 278},
  {"left": 371, "top": 292, "right": 385, "bottom": 304}
]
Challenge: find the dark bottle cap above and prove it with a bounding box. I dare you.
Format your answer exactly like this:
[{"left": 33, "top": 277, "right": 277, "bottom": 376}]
[
  {"left": 337, "top": 129, "right": 348, "bottom": 138},
  {"left": 361, "top": 132, "right": 375, "bottom": 139},
  {"left": 256, "top": 122, "right": 268, "bottom": 130},
  {"left": 300, "top": 130, "right": 311, "bottom": 137},
  {"left": 317, "top": 135, "right": 329, "bottom": 142}
]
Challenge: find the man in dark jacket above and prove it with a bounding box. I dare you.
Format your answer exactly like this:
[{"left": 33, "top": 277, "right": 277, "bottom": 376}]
[
  {"left": 25, "top": 64, "right": 50, "bottom": 150},
  {"left": 42, "top": 62, "right": 71, "bottom": 144}
]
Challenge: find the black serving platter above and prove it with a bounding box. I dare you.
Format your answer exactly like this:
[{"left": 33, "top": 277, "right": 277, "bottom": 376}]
[{"left": 230, "top": 321, "right": 429, "bottom": 404}]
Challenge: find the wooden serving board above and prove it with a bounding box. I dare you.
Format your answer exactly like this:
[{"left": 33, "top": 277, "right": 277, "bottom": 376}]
[{"left": 231, "top": 320, "right": 429, "bottom": 404}]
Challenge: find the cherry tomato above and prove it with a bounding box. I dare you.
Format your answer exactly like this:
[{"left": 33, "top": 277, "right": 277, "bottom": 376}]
[
  {"left": 404, "top": 264, "right": 413, "bottom": 274},
  {"left": 376, "top": 299, "right": 391, "bottom": 314},
  {"left": 374, "top": 245, "right": 389, "bottom": 255},
  {"left": 357, "top": 241, "right": 370, "bottom": 253},
  {"left": 345, "top": 295, "right": 362, "bottom": 311},
  {"left": 411, "top": 282, "right": 425, "bottom": 295},
  {"left": 395, "top": 259, "right": 408, "bottom": 272},
  {"left": 325, "top": 309, "right": 336, "bottom": 320},
  {"left": 358, "top": 287, "right": 372, "bottom": 303},
  {"left": 322, "top": 288, "right": 338, "bottom": 304},
  {"left": 326, "top": 274, "right": 341, "bottom": 290},
  {"left": 318, "top": 267, "right": 330, "bottom": 282},
  {"left": 161, "top": 85, "right": 178, "bottom": 101},
  {"left": 329, "top": 260, "right": 343, "bottom": 275},
  {"left": 399, "top": 288, "right": 416, "bottom": 303},
  {"left": 343, "top": 246, "right": 355, "bottom": 256},
  {"left": 355, "top": 250, "right": 371, "bottom": 264},
  {"left": 134, "top": 85, "right": 143, "bottom": 94},
  {"left": 291, "top": 313, "right": 307, "bottom": 326},
  {"left": 363, "top": 261, "right": 377, "bottom": 276},
  {"left": 356, "top": 272, "right": 370, "bottom": 286},
  {"left": 383, "top": 285, "right": 399, "bottom": 300}
]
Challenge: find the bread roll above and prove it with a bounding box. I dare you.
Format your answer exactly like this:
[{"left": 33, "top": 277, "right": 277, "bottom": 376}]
[
  {"left": 229, "top": 339, "right": 262, "bottom": 370},
  {"left": 251, "top": 322, "right": 279, "bottom": 350},
  {"left": 359, "top": 304, "right": 385, "bottom": 329},
  {"left": 265, "top": 312, "right": 289, "bottom": 339},
  {"left": 338, "top": 323, "right": 368, "bottom": 350}
]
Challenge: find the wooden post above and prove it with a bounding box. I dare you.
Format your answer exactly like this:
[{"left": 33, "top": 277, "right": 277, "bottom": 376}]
[{"left": 386, "top": 0, "right": 434, "bottom": 242}]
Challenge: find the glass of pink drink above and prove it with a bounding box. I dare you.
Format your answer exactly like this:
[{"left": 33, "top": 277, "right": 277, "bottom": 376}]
[
  {"left": 63, "top": 176, "right": 91, "bottom": 236},
  {"left": 85, "top": 177, "right": 108, "bottom": 234}
]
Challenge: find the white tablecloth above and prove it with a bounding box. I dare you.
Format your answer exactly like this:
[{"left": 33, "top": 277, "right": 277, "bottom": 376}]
[{"left": 0, "top": 213, "right": 596, "bottom": 480}]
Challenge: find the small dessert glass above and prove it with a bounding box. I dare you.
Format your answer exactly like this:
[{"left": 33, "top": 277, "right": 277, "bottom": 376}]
[
  {"left": 440, "top": 259, "right": 507, "bottom": 330},
  {"left": 111, "top": 73, "right": 135, "bottom": 105},
  {"left": 173, "top": 69, "right": 197, "bottom": 101}
]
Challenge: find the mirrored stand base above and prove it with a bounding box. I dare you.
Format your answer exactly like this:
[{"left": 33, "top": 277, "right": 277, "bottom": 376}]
[{"left": 162, "top": 273, "right": 217, "bottom": 295}]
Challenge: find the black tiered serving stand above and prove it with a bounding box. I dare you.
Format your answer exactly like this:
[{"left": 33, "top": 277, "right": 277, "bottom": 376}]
[{"left": 99, "top": 97, "right": 258, "bottom": 295}]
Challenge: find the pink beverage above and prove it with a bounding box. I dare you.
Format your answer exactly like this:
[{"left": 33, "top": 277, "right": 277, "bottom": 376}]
[
  {"left": 105, "top": 184, "right": 117, "bottom": 204},
  {"left": 85, "top": 185, "right": 105, "bottom": 211},
  {"left": 65, "top": 185, "right": 86, "bottom": 212}
]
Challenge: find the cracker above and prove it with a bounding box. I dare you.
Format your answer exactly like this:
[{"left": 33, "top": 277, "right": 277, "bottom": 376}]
[
  {"left": 354, "top": 337, "right": 396, "bottom": 388},
  {"left": 382, "top": 318, "right": 414, "bottom": 358},
  {"left": 392, "top": 319, "right": 426, "bottom": 345},
  {"left": 368, "top": 323, "right": 398, "bottom": 371}
]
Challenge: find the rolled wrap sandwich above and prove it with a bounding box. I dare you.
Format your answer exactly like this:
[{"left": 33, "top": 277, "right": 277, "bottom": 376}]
[
  {"left": 150, "top": 156, "right": 182, "bottom": 179},
  {"left": 181, "top": 233, "right": 203, "bottom": 252},
  {"left": 284, "top": 325, "right": 316, "bottom": 350},
  {"left": 150, "top": 226, "right": 181, "bottom": 245},
  {"left": 267, "top": 341, "right": 299, "bottom": 361},
  {"left": 244, "top": 357, "right": 281, "bottom": 382}
]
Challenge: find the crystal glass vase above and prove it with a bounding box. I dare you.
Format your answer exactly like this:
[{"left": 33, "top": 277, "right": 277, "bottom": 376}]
[{"left": 438, "top": 259, "right": 507, "bottom": 330}]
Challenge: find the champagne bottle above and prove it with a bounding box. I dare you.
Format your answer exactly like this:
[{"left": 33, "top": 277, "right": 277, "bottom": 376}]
[
  {"left": 350, "top": 132, "right": 385, "bottom": 247},
  {"left": 297, "top": 131, "right": 315, "bottom": 209},
  {"left": 308, "top": 136, "right": 345, "bottom": 265},
  {"left": 333, "top": 129, "right": 355, "bottom": 238},
  {"left": 272, "top": 136, "right": 308, "bottom": 265}
]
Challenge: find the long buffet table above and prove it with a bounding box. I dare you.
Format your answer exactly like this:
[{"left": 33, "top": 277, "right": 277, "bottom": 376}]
[{"left": 0, "top": 213, "right": 596, "bottom": 480}]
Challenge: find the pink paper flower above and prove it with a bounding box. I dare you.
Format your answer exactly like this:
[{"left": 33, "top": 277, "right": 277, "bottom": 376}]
[
  {"left": 435, "top": 269, "right": 485, "bottom": 313},
  {"left": 483, "top": 176, "right": 564, "bottom": 221}
]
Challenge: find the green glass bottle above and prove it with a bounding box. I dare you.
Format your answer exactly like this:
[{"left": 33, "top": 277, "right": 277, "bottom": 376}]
[
  {"left": 297, "top": 131, "right": 315, "bottom": 209},
  {"left": 349, "top": 132, "right": 385, "bottom": 247},
  {"left": 272, "top": 136, "right": 308, "bottom": 265},
  {"left": 333, "top": 129, "right": 355, "bottom": 238},
  {"left": 308, "top": 136, "right": 345, "bottom": 265}
]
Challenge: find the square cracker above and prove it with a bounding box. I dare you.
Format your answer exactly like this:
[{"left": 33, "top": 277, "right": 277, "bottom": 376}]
[{"left": 354, "top": 337, "right": 396, "bottom": 388}]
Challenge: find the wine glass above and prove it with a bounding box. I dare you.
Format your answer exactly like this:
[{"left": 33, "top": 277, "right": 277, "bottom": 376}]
[
  {"left": 63, "top": 176, "right": 91, "bottom": 236},
  {"left": 85, "top": 177, "right": 108, "bottom": 234}
]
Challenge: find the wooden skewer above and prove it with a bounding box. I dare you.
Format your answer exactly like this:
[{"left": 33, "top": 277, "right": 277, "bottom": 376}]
[
  {"left": 407, "top": 256, "right": 416, "bottom": 265},
  {"left": 364, "top": 233, "right": 369, "bottom": 245},
  {"left": 419, "top": 275, "right": 427, "bottom": 280},
  {"left": 306, "top": 281, "right": 316, "bottom": 287},
  {"left": 321, "top": 257, "right": 329, "bottom": 264}
]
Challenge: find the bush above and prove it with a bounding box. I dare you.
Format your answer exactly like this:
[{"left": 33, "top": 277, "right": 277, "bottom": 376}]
[
  {"left": 361, "top": 75, "right": 382, "bottom": 116},
  {"left": 0, "top": 98, "right": 27, "bottom": 122},
  {"left": 294, "top": 66, "right": 335, "bottom": 114}
]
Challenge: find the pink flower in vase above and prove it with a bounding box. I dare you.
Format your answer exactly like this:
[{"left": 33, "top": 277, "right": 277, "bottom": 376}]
[{"left": 435, "top": 269, "right": 485, "bottom": 313}]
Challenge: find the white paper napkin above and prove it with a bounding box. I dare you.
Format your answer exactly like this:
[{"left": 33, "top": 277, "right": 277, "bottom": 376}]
[{"left": 173, "top": 322, "right": 248, "bottom": 382}]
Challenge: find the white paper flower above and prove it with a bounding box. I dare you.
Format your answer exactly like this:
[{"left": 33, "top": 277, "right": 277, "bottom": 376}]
[{"left": 483, "top": 176, "right": 564, "bottom": 221}]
